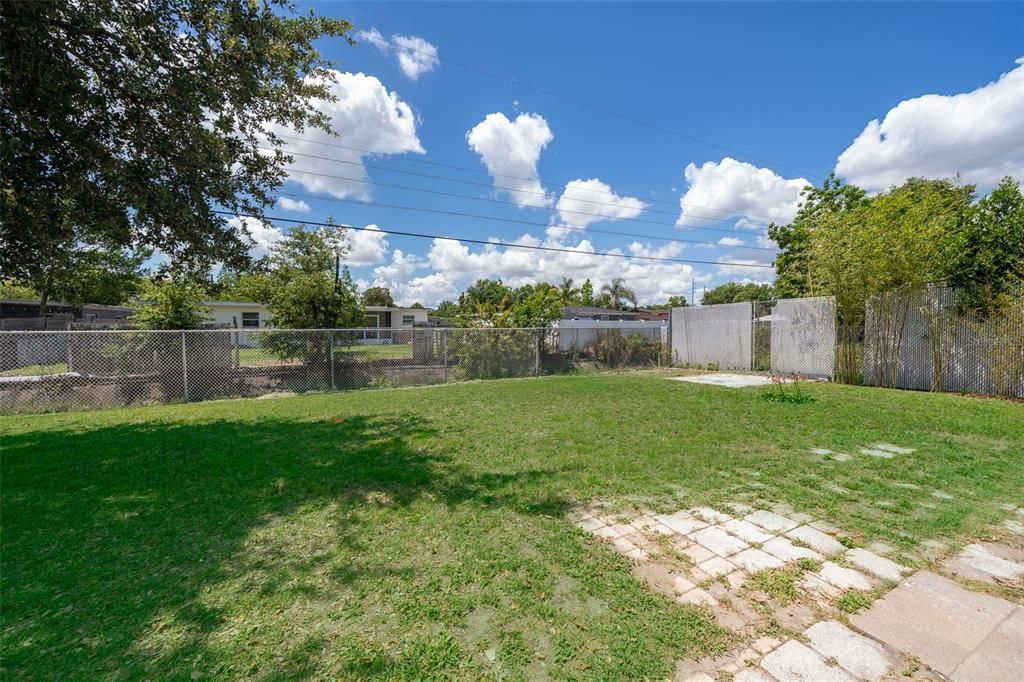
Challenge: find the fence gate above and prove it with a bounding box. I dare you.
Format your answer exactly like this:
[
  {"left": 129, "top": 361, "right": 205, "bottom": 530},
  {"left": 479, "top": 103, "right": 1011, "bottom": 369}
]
[
  {"left": 670, "top": 302, "right": 753, "bottom": 370},
  {"left": 769, "top": 297, "right": 837, "bottom": 378}
]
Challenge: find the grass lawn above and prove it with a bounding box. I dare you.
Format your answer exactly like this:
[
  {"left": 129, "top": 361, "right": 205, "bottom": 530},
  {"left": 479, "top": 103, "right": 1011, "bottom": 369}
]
[
  {"left": 0, "top": 361, "right": 69, "bottom": 377},
  {"left": 238, "top": 343, "right": 413, "bottom": 366},
  {"left": 2, "top": 373, "right": 1022, "bottom": 679}
]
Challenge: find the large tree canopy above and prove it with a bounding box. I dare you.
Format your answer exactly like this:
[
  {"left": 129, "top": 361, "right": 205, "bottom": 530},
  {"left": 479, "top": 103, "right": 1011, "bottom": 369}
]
[{"left": 0, "top": 0, "right": 352, "bottom": 297}]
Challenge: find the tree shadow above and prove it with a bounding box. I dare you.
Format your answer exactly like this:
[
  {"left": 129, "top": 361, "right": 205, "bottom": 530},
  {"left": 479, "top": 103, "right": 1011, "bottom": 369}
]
[{"left": 1, "top": 412, "right": 562, "bottom": 677}]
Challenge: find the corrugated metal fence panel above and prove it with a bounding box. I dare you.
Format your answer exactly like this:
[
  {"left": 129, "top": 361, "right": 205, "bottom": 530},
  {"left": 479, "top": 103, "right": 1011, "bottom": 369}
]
[
  {"left": 670, "top": 302, "right": 753, "bottom": 370},
  {"left": 770, "top": 297, "right": 836, "bottom": 379}
]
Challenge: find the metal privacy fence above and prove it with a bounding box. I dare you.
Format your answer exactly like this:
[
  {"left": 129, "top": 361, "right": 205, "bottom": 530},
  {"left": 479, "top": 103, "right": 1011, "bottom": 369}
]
[
  {"left": 670, "top": 297, "right": 838, "bottom": 378},
  {"left": 670, "top": 302, "right": 753, "bottom": 370},
  {"left": 0, "top": 326, "right": 669, "bottom": 414},
  {"left": 864, "top": 285, "right": 1024, "bottom": 397}
]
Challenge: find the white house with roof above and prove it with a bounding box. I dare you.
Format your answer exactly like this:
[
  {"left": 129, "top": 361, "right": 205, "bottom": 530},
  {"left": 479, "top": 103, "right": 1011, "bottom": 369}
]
[{"left": 202, "top": 301, "right": 428, "bottom": 331}]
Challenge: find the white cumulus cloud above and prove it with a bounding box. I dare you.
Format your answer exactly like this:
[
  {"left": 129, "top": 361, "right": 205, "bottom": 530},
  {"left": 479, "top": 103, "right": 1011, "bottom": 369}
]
[
  {"left": 466, "top": 112, "right": 554, "bottom": 208},
  {"left": 347, "top": 225, "right": 390, "bottom": 266},
  {"left": 837, "top": 57, "right": 1024, "bottom": 191},
  {"left": 676, "top": 158, "right": 808, "bottom": 229},
  {"left": 718, "top": 236, "right": 745, "bottom": 247},
  {"left": 277, "top": 197, "right": 310, "bottom": 212},
  {"left": 556, "top": 178, "right": 647, "bottom": 229},
  {"left": 266, "top": 71, "right": 423, "bottom": 200},
  {"left": 358, "top": 28, "right": 439, "bottom": 80}
]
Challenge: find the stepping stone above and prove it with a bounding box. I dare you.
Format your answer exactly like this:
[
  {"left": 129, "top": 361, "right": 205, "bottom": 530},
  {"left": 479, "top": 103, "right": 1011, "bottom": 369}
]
[
  {"left": 851, "top": 570, "right": 1016, "bottom": 678},
  {"left": 693, "top": 527, "right": 750, "bottom": 557},
  {"left": 595, "top": 526, "right": 621, "bottom": 539},
  {"left": 805, "top": 620, "right": 896, "bottom": 681},
  {"left": 944, "top": 543, "right": 1024, "bottom": 584},
  {"left": 746, "top": 510, "right": 800, "bottom": 533},
  {"left": 846, "top": 548, "right": 909, "bottom": 582},
  {"left": 830, "top": 452, "right": 852, "bottom": 462},
  {"left": 698, "top": 556, "right": 736, "bottom": 578},
  {"left": 682, "top": 543, "right": 716, "bottom": 565},
  {"left": 722, "top": 518, "right": 774, "bottom": 544},
  {"left": 760, "top": 640, "right": 855, "bottom": 681},
  {"left": 733, "top": 669, "right": 775, "bottom": 682},
  {"left": 763, "top": 536, "right": 823, "bottom": 562},
  {"left": 1002, "top": 519, "right": 1024, "bottom": 535},
  {"left": 801, "top": 572, "right": 842, "bottom": 598},
  {"left": 732, "top": 547, "right": 785, "bottom": 572},
  {"left": 787, "top": 525, "right": 846, "bottom": 555},
  {"left": 573, "top": 515, "right": 606, "bottom": 532},
  {"left": 611, "top": 536, "right": 639, "bottom": 555},
  {"left": 609, "top": 523, "right": 639, "bottom": 537},
  {"left": 815, "top": 561, "right": 875, "bottom": 590},
  {"left": 752, "top": 636, "right": 783, "bottom": 654},
  {"left": 690, "top": 506, "right": 732, "bottom": 524},
  {"left": 654, "top": 510, "right": 708, "bottom": 535},
  {"left": 677, "top": 587, "right": 717, "bottom": 607},
  {"left": 950, "top": 607, "right": 1024, "bottom": 682},
  {"left": 673, "top": 575, "right": 697, "bottom": 594},
  {"left": 870, "top": 442, "right": 915, "bottom": 455},
  {"left": 860, "top": 447, "right": 897, "bottom": 459}
]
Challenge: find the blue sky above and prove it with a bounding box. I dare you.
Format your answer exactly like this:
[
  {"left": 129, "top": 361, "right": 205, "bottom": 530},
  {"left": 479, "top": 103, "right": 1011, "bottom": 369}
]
[{"left": 251, "top": 1, "right": 1024, "bottom": 306}]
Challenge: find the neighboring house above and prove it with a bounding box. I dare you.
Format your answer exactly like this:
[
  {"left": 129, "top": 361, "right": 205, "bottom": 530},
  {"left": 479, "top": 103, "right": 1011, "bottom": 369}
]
[
  {"left": 203, "top": 300, "right": 271, "bottom": 329},
  {"left": 562, "top": 306, "right": 641, "bottom": 321},
  {"left": 0, "top": 298, "right": 134, "bottom": 329},
  {"left": 364, "top": 306, "right": 429, "bottom": 329},
  {"left": 635, "top": 309, "right": 670, "bottom": 322}
]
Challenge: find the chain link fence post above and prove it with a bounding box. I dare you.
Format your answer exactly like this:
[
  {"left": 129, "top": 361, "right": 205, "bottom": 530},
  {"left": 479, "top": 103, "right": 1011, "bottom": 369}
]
[
  {"left": 329, "top": 330, "right": 335, "bottom": 391},
  {"left": 181, "top": 330, "right": 189, "bottom": 402}
]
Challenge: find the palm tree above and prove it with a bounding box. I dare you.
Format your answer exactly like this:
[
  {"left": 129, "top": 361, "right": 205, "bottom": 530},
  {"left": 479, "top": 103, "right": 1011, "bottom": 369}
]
[
  {"left": 600, "top": 277, "right": 637, "bottom": 310},
  {"left": 557, "top": 277, "right": 579, "bottom": 305}
]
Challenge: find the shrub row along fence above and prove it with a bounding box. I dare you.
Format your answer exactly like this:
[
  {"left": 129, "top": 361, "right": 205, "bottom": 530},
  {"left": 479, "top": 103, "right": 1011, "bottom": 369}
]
[
  {"left": 669, "top": 290, "right": 1024, "bottom": 397},
  {"left": 0, "top": 326, "right": 667, "bottom": 414}
]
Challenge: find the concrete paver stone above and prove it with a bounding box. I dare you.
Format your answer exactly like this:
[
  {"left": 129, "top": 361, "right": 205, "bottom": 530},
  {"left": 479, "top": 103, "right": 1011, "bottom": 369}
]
[
  {"left": 816, "top": 561, "right": 875, "bottom": 591},
  {"left": 850, "top": 570, "right": 1015, "bottom": 677},
  {"left": 655, "top": 510, "right": 708, "bottom": 535},
  {"left": 723, "top": 518, "right": 775, "bottom": 544},
  {"left": 762, "top": 536, "right": 823, "bottom": 562},
  {"left": 845, "top": 548, "right": 909, "bottom": 582},
  {"left": 693, "top": 526, "right": 750, "bottom": 557},
  {"left": 698, "top": 556, "right": 736, "bottom": 578},
  {"left": 950, "top": 607, "right": 1024, "bottom": 682},
  {"left": 805, "top": 620, "right": 896, "bottom": 681},
  {"left": 732, "top": 548, "right": 785, "bottom": 572},
  {"left": 760, "top": 640, "right": 855, "bottom": 682},
  {"left": 944, "top": 543, "right": 1024, "bottom": 584},
  {"left": 745, "top": 510, "right": 801, "bottom": 533},
  {"left": 732, "top": 669, "right": 776, "bottom": 682},
  {"left": 786, "top": 525, "right": 846, "bottom": 555}
]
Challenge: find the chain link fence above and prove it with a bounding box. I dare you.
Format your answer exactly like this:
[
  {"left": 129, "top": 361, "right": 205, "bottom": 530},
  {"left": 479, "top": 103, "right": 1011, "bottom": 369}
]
[{"left": 0, "top": 326, "right": 669, "bottom": 414}]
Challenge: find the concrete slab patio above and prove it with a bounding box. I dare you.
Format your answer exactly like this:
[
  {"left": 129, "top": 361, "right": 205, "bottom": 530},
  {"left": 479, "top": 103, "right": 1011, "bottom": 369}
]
[{"left": 668, "top": 373, "right": 780, "bottom": 388}]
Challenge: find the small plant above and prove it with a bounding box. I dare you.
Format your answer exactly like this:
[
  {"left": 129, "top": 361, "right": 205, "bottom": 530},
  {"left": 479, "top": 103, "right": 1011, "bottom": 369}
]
[
  {"left": 836, "top": 589, "right": 874, "bottom": 614},
  {"left": 761, "top": 374, "right": 817, "bottom": 404}
]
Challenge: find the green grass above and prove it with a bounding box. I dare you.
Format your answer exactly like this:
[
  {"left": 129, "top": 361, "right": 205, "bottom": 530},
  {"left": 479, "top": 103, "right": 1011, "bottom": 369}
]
[
  {"left": 0, "top": 361, "right": 68, "bottom": 377},
  {"left": 238, "top": 343, "right": 413, "bottom": 366},
  {"left": 2, "top": 374, "right": 1022, "bottom": 679}
]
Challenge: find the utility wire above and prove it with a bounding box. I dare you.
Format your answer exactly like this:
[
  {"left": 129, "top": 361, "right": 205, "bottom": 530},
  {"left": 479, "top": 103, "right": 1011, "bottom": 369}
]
[
  {"left": 278, "top": 164, "right": 772, "bottom": 238},
  {"left": 366, "top": 37, "right": 817, "bottom": 178},
  {"left": 273, "top": 190, "right": 779, "bottom": 253},
  {"left": 215, "top": 210, "right": 775, "bottom": 269},
  {"left": 271, "top": 133, "right": 788, "bottom": 221},
  {"left": 267, "top": 144, "right": 785, "bottom": 225}
]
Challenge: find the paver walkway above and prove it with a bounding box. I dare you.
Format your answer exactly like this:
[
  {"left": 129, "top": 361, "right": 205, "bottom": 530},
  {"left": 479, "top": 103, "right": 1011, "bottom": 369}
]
[
  {"left": 569, "top": 501, "right": 1024, "bottom": 681},
  {"left": 668, "top": 373, "right": 780, "bottom": 388}
]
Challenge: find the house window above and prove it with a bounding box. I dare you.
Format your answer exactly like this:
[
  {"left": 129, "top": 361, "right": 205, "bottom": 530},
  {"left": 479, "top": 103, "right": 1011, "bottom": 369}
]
[
  {"left": 241, "top": 312, "right": 260, "bottom": 328},
  {"left": 401, "top": 314, "right": 415, "bottom": 327}
]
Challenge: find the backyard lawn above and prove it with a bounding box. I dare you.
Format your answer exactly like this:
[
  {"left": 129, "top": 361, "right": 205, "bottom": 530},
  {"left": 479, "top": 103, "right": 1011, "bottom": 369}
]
[
  {"left": 2, "top": 373, "right": 1022, "bottom": 679},
  {"left": 238, "top": 343, "right": 413, "bottom": 366}
]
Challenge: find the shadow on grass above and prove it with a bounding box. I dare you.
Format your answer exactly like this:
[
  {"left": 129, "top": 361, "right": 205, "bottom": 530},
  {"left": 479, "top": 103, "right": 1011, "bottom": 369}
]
[{"left": 1, "top": 412, "right": 562, "bottom": 678}]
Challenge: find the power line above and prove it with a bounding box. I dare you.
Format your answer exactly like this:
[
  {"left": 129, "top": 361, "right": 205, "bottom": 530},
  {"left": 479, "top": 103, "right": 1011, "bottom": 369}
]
[
  {"left": 278, "top": 164, "right": 772, "bottom": 238},
  {"left": 273, "top": 189, "right": 779, "bottom": 253},
  {"left": 268, "top": 143, "right": 786, "bottom": 224},
  {"left": 215, "top": 210, "right": 775, "bottom": 269},
  {"left": 367, "top": 37, "right": 817, "bottom": 179},
  {"left": 271, "top": 133, "right": 787, "bottom": 221}
]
